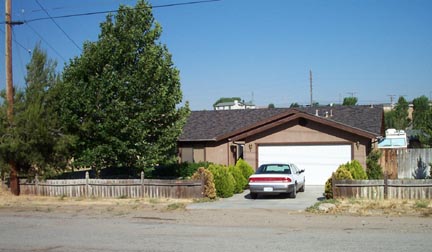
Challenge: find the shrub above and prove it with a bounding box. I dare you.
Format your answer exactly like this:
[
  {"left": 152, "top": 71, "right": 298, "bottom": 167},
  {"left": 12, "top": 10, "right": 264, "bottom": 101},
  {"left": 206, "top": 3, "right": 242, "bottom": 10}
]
[
  {"left": 346, "top": 160, "right": 367, "bottom": 180},
  {"left": 324, "top": 164, "right": 354, "bottom": 199},
  {"left": 324, "top": 178, "right": 333, "bottom": 199},
  {"left": 208, "top": 164, "right": 235, "bottom": 198},
  {"left": 229, "top": 165, "right": 247, "bottom": 194},
  {"left": 335, "top": 164, "right": 354, "bottom": 180},
  {"left": 236, "top": 158, "right": 254, "bottom": 181},
  {"left": 192, "top": 167, "right": 216, "bottom": 199},
  {"left": 366, "top": 150, "right": 384, "bottom": 179},
  {"left": 152, "top": 161, "right": 211, "bottom": 179}
]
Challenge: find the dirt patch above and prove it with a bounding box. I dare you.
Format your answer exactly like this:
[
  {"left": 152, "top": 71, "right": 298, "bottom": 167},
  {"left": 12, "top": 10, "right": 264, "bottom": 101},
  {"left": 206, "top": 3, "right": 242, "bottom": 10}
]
[
  {"left": 308, "top": 198, "right": 432, "bottom": 217},
  {"left": 2, "top": 187, "right": 432, "bottom": 218},
  {"left": 0, "top": 187, "right": 192, "bottom": 216}
]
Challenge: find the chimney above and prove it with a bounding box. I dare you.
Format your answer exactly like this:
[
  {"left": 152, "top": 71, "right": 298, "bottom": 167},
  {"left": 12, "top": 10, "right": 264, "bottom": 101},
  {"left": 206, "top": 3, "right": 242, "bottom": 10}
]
[
  {"left": 325, "top": 111, "right": 329, "bottom": 118},
  {"left": 315, "top": 109, "right": 319, "bottom": 116},
  {"left": 330, "top": 109, "right": 333, "bottom": 117}
]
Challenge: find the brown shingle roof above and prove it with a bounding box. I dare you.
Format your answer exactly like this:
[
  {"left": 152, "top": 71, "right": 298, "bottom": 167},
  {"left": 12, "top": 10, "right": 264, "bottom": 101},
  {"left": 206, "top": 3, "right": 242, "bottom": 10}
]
[{"left": 179, "top": 105, "right": 383, "bottom": 141}]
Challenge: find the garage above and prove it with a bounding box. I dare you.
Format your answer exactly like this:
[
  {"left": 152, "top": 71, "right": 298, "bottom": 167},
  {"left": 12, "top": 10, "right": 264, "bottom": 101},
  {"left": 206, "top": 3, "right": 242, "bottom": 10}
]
[{"left": 258, "top": 145, "right": 352, "bottom": 185}]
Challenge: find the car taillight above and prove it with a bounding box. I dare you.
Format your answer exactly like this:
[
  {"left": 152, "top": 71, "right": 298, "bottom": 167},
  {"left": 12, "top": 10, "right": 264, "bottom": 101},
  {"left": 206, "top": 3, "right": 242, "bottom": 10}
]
[{"left": 249, "top": 177, "right": 291, "bottom": 183}]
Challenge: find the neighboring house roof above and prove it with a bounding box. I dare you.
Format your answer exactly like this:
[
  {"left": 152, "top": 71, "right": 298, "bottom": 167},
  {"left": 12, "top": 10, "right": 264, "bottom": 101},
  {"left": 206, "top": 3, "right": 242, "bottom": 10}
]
[
  {"left": 214, "top": 101, "right": 238, "bottom": 107},
  {"left": 214, "top": 99, "right": 255, "bottom": 109},
  {"left": 179, "top": 105, "right": 383, "bottom": 142}
]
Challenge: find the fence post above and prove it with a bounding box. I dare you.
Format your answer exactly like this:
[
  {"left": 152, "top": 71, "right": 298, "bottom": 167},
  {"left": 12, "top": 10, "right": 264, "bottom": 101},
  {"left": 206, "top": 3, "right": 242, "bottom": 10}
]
[
  {"left": 85, "top": 171, "right": 89, "bottom": 198},
  {"left": 384, "top": 172, "right": 388, "bottom": 200},
  {"left": 35, "top": 174, "right": 39, "bottom": 196},
  {"left": 141, "top": 171, "right": 145, "bottom": 198},
  {"left": 331, "top": 173, "right": 336, "bottom": 198}
]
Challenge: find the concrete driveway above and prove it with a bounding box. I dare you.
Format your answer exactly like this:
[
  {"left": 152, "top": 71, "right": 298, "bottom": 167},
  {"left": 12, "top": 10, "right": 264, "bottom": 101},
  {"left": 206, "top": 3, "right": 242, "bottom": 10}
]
[{"left": 187, "top": 185, "right": 325, "bottom": 211}]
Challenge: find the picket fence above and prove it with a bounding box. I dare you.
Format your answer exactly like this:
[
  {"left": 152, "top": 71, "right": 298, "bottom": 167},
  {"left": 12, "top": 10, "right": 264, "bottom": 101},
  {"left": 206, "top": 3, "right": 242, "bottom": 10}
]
[{"left": 20, "top": 172, "right": 204, "bottom": 199}]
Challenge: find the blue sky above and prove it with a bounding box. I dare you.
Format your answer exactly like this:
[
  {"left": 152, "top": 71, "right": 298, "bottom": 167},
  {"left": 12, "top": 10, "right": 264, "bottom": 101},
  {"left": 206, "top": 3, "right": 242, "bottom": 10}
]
[{"left": 1, "top": 0, "right": 431, "bottom": 110}]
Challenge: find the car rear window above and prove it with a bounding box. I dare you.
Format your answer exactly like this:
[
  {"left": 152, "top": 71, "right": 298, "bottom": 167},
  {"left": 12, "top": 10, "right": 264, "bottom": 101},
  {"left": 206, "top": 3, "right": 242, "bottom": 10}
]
[{"left": 257, "top": 164, "right": 291, "bottom": 174}]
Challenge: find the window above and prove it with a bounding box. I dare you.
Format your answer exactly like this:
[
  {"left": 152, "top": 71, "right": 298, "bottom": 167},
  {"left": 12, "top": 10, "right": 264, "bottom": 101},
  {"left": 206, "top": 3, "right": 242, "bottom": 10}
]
[{"left": 257, "top": 164, "right": 291, "bottom": 174}]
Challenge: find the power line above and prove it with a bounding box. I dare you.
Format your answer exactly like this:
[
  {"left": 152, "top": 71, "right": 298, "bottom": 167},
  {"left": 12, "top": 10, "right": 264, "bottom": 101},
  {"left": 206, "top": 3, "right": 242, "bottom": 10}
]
[
  {"left": 34, "top": 0, "right": 82, "bottom": 51},
  {"left": 1, "top": 0, "right": 222, "bottom": 24},
  {"left": 0, "top": 26, "right": 31, "bottom": 53},
  {"left": 25, "top": 23, "right": 67, "bottom": 62},
  {"left": 12, "top": 29, "right": 29, "bottom": 82}
]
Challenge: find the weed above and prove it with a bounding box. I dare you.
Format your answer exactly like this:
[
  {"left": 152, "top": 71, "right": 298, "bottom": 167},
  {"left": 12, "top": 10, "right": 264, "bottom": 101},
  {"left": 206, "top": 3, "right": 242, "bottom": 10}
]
[
  {"left": 348, "top": 198, "right": 360, "bottom": 204},
  {"left": 166, "top": 203, "right": 186, "bottom": 211},
  {"left": 58, "top": 194, "right": 67, "bottom": 201},
  {"left": 149, "top": 198, "right": 161, "bottom": 204},
  {"left": 193, "top": 197, "right": 217, "bottom": 203},
  {"left": 415, "top": 200, "right": 429, "bottom": 209},
  {"left": 117, "top": 195, "right": 128, "bottom": 199},
  {"left": 306, "top": 199, "right": 340, "bottom": 212}
]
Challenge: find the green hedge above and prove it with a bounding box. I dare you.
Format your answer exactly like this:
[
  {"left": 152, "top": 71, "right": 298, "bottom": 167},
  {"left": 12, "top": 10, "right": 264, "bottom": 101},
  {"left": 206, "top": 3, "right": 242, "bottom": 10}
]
[
  {"left": 208, "top": 164, "right": 235, "bottom": 198},
  {"left": 151, "top": 161, "right": 211, "bottom": 179},
  {"left": 324, "top": 160, "right": 367, "bottom": 199},
  {"left": 236, "top": 158, "right": 254, "bottom": 181},
  {"left": 229, "top": 165, "right": 247, "bottom": 194}
]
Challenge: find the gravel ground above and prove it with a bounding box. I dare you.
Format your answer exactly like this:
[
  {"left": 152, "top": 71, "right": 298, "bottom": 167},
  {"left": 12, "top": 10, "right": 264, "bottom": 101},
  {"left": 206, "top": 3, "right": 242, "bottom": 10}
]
[{"left": 1, "top": 188, "right": 432, "bottom": 252}]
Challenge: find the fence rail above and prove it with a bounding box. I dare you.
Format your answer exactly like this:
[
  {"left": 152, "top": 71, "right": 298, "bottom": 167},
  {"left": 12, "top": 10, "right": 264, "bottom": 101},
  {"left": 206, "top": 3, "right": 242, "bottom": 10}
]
[
  {"left": 19, "top": 172, "right": 204, "bottom": 199},
  {"left": 333, "top": 175, "right": 432, "bottom": 200}
]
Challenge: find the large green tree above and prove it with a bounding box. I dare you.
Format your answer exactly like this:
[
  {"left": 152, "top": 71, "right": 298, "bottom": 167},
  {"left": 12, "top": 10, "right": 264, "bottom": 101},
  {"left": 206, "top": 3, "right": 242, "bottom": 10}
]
[
  {"left": 55, "top": 0, "right": 189, "bottom": 175},
  {"left": 384, "top": 96, "right": 410, "bottom": 130},
  {"left": 342, "top": 97, "right": 358, "bottom": 106},
  {"left": 0, "top": 44, "right": 73, "bottom": 194},
  {"left": 412, "top": 95, "right": 432, "bottom": 146}
]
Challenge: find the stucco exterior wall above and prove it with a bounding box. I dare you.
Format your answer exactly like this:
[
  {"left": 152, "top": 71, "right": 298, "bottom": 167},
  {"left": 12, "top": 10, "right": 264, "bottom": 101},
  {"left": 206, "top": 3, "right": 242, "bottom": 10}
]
[
  {"left": 179, "top": 119, "right": 372, "bottom": 170},
  {"left": 243, "top": 120, "right": 369, "bottom": 169}
]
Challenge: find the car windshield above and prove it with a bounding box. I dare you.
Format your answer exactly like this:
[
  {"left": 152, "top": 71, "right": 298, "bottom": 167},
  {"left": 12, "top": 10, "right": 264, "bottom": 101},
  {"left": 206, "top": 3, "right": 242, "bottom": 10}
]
[{"left": 257, "top": 164, "right": 291, "bottom": 174}]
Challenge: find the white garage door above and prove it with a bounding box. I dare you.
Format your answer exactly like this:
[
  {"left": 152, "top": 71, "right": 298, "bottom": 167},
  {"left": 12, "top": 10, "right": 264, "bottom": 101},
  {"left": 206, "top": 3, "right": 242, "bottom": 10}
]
[{"left": 258, "top": 145, "right": 352, "bottom": 185}]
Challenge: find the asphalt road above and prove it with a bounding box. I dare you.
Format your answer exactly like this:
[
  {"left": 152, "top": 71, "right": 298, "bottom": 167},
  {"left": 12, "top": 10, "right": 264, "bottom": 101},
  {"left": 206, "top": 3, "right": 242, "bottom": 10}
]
[
  {"left": 1, "top": 208, "right": 431, "bottom": 252},
  {"left": 187, "top": 185, "right": 325, "bottom": 210}
]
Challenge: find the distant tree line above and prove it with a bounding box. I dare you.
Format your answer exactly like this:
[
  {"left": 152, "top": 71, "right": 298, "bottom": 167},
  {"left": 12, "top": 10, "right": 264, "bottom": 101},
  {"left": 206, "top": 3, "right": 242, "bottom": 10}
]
[{"left": 384, "top": 95, "right": 432, "bottom": 147}]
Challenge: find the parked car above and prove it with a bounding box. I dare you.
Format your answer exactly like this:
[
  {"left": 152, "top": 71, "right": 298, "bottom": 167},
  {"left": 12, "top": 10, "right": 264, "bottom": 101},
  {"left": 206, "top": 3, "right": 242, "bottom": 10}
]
[{"left": 248, "top": 163, "right": 305, "bottom": 199}]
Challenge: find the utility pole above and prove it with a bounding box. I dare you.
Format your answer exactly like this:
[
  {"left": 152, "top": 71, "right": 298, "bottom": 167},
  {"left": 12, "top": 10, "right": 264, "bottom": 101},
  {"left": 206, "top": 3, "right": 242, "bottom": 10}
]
[
  {"left": 309, "top": 70, "right": 313, "bottom": 106},
  {"left": 5, "top": 0, "right": 19, "bottom": 195},
  {"left": 387, "top": 94, "right": 396, "bottom": 106}
]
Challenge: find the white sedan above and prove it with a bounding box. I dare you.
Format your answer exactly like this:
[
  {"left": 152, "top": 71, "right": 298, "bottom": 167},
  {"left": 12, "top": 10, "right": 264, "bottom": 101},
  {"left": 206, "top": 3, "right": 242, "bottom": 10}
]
[{"left": 248, "top": 163, "right": 305, "bottom": 199}]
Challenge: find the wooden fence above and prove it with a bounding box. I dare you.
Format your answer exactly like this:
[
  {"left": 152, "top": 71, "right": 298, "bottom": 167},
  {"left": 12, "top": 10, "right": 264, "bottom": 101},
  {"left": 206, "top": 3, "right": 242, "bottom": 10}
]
[
  {"left": 333, "top": 176, "right": 432, "bottom": 200},
  {"left": 380, "top": 148, "right": 432, "bottom": 179},
  {"left": 19, "top": 172, "right": 204, "bottom": 199}
]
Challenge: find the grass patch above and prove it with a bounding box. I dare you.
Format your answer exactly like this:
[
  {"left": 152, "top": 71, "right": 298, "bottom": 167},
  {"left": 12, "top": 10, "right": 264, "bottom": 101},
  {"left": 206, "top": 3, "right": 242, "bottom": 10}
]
[
  {"left": 166, "top": 203, "right": 186, "bottom": 211},
  {"left": 306, "top": 199, "right": 340, "bottom": 213},
  {"left": 193, "top": 197, "right": 217, "bottom": 203},
  {"left": 415, "top": 200, "right": 429, "bottom": 209}
]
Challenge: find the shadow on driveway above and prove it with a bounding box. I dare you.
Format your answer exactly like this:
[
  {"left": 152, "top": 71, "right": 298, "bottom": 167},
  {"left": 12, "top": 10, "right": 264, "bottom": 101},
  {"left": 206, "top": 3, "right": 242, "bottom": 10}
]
[{"left": 187, "top": 185, "right": 325, "bottom": 211}]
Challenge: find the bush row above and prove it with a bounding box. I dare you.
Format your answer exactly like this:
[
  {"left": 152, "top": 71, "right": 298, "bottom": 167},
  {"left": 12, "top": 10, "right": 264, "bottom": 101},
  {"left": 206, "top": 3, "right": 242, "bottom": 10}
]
[
  {"left": 192, "top": 159, "right": 254, "bottom": 199},
  {"left": 150, "top": 161, "right": 211, "bottom": 179}
]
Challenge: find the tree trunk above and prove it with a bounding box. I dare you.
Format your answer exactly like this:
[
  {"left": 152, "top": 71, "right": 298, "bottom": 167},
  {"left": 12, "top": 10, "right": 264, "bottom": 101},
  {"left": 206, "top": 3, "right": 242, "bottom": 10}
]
[{"left": 9, "top": 161, "right": 20, "bottom": 196}]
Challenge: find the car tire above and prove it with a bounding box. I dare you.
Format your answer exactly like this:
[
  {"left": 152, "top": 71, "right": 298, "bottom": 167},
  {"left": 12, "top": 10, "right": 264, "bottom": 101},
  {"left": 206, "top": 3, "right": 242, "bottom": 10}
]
[
  {"left": 299, "top": 183, "right": 305, "bottom": 192},
  {"left": 289, "top": 184, "right": 297, "bottom": 198},
  {"left": 250, "top": 192, "right": 258, "bottom": 200}
]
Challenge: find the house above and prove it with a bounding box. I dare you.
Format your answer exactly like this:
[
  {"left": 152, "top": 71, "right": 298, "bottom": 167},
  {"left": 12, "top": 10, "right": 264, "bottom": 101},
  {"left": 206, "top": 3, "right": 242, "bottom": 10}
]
[
  {"left": 214, "top": 99, "right": 256, "bottom": 110},
  {"left": 178, "top": 105, "right": 384, "bottom": 185}
]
